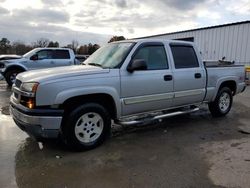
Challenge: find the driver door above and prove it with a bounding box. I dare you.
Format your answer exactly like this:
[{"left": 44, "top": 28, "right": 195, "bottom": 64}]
[
  {"left": 27, "top": 49, "right": 54, "bottom": 70},
  {"left": 120, "top": 43, "right": 174, "bottom": 116}
]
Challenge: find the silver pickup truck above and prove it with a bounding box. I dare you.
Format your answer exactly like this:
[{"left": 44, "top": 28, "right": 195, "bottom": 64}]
[
  {"left": 0, "top": 48, "right": 76, "bottom": 86},
  {"left": 10, "top": 39, "right": 246, "bottom": 150}
]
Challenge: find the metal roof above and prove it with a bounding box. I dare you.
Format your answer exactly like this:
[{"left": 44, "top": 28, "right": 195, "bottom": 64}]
[{"left": 134, "top": 20, "right": 250, "bottom": 39}]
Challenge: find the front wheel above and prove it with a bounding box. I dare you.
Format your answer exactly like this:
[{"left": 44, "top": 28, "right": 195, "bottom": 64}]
[
  {"left": 61, "top": 103, "right": 111, "bottom": 151},
  {"left": 209, "top": 87, "right": 233, "bottom": 117},
  {"left": 5, "top": 69, "right": 23, "bottom": 86}
]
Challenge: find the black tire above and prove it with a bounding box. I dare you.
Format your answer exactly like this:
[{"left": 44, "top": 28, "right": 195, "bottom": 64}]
[
  {"left": 5, "top": 69, "right": 23, "bottom": 86},
  {"left": 61, "top": 103, "right": 111, "bottom": 151},
  {"left": 209, "top": 87, "right": 233, "bottom": 117}
]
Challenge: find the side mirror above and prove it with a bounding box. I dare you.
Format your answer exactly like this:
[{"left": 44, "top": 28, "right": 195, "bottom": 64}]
[
  {"left": 127, "top": 59, "right": 147, "bottom": 73},
  {"left": 30, "top": 54, "right": 38, "bottom": 61}
]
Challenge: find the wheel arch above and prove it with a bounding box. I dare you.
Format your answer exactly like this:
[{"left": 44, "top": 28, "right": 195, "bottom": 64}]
[
  {"left": 219, "top": 80, "right": 237, "bottom": 94},
  {"left": 3, "top": 65, "right": 26, "bottom": 76},
  {"left": 61, "top": 93, "right": 119, "bottom": 120},
  {"left": 213, "top": 78, "right": 237, "bottom": 101}
]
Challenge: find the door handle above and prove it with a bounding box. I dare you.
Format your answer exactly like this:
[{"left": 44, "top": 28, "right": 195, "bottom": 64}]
[
  {"left": 194, "top": 73, "right": 202, "bottom": 79},
  {"left": 164, "top": 75, "right": 173, "bottom": 81}
]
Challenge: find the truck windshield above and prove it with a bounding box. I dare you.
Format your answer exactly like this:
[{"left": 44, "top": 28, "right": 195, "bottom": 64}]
[
  {"left": 23, "top": 49, "right": 37, "bottom": 58},
  {"left": 84, "top": 42, "right": 135, "bottom": 68}
]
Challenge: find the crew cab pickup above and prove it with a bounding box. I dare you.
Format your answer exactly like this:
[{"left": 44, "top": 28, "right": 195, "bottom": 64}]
[
  {"left": 10, "top": 39, "right": 246, "bottom": 150},
  {"left": 0, "top": 48, "right": 77, "bottom": 86}
]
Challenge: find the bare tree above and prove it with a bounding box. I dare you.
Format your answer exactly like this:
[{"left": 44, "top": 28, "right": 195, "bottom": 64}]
[
  {"left": 12, "top": 41, "right": 32, "bottom": 55},
  {"left": 32, "top": 38, "right": 50, "bottom": 48},
  {"left": 71, "top": 40, "right": 79, "bottom": 53},
  {"left": 65, "top": 40, "right": 79, "bottom": 53}
]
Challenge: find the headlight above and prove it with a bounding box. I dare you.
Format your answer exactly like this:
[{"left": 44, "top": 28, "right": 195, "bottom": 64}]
[
  {"left": 20, "top": 96, "right": 36, "bottom": 109},
  {"left": 21, "top": 82, "right": 39, "bottom": 93}
]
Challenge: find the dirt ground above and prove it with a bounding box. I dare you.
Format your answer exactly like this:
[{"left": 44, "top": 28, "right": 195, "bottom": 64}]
[{"left": 0, "top": 80, "right": 250, "bottom": 188}]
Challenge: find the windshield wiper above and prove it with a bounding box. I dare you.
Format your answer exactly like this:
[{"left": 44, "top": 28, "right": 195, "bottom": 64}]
[{"left": 88, "top": 63, "right": 103, "bottom": 68}]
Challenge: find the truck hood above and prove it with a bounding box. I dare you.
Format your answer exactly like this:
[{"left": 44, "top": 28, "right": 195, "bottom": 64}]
[
  {"left": 0, "top": 54, "right": 22, "bottom": 61},
  {"left": 1, "top": 57, "right": 27, "bottom": 64},
  {"left": 17, "top": 65, "right": 109, "bottom": 83}
]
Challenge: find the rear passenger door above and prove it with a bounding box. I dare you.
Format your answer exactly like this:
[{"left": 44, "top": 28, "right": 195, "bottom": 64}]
[
  {"left": 170, "top": 44, "right": 206, "bottom": 106},
  {"left": 51, "top": 49, "right": 73, "bottom": 67}
]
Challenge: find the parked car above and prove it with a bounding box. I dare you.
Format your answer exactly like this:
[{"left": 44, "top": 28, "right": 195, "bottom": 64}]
[
  {"left": 10, "top": 39, "right": 246, "bottom": 150},
  {"left": 0, "top": 48, "right": 77, "bottom": 86}
]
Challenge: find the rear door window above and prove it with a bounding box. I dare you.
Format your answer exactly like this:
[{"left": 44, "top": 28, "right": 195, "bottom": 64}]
[
  {"left": 53, "top": 50, "right": 70, "bottom": 59},
  {"left": 170, "top": 45, "right": 199, "bottom": 69}
]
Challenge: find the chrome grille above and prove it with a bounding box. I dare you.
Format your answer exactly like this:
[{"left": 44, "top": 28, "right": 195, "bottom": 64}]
[
  {"left": 14, "top": 92, "right": 18, "bottom": 99},
  {"left": 15, "top": 79, "right": 22, "bottom": 88}
]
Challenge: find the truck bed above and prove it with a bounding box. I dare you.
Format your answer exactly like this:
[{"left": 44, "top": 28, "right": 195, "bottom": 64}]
[{"left": 204, "top": 64, "right": 246, "bottom": 102}]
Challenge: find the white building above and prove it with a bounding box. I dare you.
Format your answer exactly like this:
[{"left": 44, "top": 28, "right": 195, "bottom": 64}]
[{"left": 137, "top": 21, "right": 250, "bottom": 65}]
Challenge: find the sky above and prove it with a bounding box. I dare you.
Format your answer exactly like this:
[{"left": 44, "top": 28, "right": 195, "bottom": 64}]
[{"left": 0, "top": 0, "right": 249, "bottom": 46}]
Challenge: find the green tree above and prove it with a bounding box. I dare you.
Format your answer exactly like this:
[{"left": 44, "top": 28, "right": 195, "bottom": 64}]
[{"left": 0, "top": 37, "right": 11, "bottom": 54}]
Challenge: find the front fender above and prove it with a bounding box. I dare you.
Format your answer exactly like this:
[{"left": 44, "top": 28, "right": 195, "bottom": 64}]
[
  {"left": 55, "top": 86, "right": 121, "bottom": 118},
  {"left": 4, "top": 62, "right": 27, "bottom": 75}
]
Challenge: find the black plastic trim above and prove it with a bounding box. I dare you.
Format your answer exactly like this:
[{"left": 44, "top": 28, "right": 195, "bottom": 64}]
[
  {"left": 169, "top": 42, "right": 193, "bottom": 47},
  {"left": 11, "top": 102, "right": 64, "bottom": 117}
]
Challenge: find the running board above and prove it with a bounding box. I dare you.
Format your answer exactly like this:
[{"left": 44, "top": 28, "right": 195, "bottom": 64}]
[{"left": 116, "top": 107, "right": 200, "bottom": 126}]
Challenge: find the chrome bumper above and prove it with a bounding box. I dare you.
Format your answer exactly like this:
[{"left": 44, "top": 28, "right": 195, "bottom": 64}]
[{"left": 10, "top": 104, "right": 63, "bottom": 139}]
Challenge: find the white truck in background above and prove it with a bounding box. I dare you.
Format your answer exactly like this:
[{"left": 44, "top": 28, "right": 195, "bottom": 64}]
[{"left": 0, "top": 48, "right": 77, "bottom": 86}]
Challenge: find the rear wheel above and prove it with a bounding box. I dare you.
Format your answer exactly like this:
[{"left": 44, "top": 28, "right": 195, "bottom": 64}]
[
  {"left": 61, "top": 103, "right": 111, "bottom": 151},
  {"left": 5, "top": 69, "right": 23, "bottom": 86},
  {"left": 209, "top": 87, "right": 233, "bottom": 117}
]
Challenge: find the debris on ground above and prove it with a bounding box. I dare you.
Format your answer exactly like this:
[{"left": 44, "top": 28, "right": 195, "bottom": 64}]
[
  {"left": 238, "top": 125, "right": 250, "bottom": 134},
  {"left": 38, "top": 142, "right": 43, "bottom": 150},
  {"left": 1, "top": 106, "right": 10, "bottom": 115},
  {"left": 200, "top": 136, "right": 206, "bottom": 140}
]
